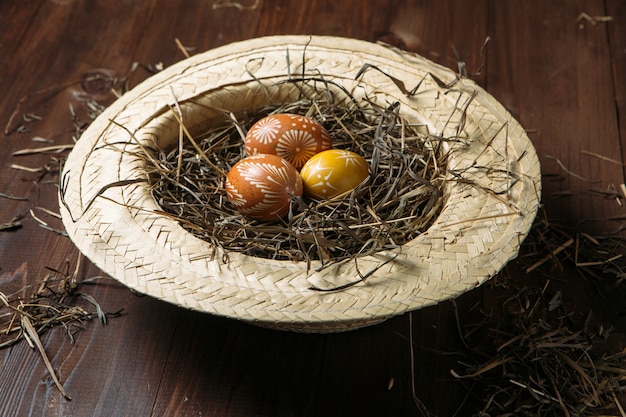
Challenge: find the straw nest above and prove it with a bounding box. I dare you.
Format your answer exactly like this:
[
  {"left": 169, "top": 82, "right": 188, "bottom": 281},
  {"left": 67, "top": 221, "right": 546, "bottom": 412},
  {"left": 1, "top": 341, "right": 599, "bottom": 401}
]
[
  {"left": 149, "top": 96, "right": 447, "bottom": 270},
  {"left": 59, "top": 36, "right": 541, "bottom": 332}
]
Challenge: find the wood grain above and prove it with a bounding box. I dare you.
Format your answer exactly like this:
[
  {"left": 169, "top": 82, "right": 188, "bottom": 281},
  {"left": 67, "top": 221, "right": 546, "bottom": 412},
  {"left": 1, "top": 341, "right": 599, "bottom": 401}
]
[
  {"left": 0, "top": 1, "right": 624, "bottom": 416},
  {"left": 487, "top": 0, "right": 625, "bottom": 232}
]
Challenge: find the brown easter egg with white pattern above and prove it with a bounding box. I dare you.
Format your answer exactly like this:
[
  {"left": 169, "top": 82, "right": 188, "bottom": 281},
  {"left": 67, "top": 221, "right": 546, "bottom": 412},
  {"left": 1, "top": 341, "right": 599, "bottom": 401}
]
[
  {"left": 225, "top": 154, "right": 303, "bottom": 220},
  {"left": 244, "top": 113, "right": 332, "bottom": 169}
]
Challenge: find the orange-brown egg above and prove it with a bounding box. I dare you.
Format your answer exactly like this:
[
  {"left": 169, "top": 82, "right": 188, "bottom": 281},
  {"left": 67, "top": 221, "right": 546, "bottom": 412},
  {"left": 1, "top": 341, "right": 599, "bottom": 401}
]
[
  {"left": 300, "top": 149, "right": 370, "bottom": 200},
  {"left": 244, "top": 113, "right": 332, "bottom": 169},
  {"left": 225, "top": 154, "right": 303, "bottom": 220}
]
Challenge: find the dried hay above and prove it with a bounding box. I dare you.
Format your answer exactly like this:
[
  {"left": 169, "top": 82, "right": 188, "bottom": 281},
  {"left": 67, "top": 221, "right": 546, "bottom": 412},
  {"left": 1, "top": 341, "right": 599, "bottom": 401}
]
[
  {"left": 0, "top": 258, "right": 120, "bottom": 400},
  {"left": 452, "top": 210, "right": 626, "bottom": 417},
  {"left": 148, "top": 90, "right": 448, "bottom": 268}
]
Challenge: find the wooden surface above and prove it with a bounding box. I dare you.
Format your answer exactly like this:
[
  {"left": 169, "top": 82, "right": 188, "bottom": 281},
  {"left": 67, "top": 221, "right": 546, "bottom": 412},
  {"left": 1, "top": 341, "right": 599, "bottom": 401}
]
[{"left": 0, "top": 1, "right": 624, "bottom": 416}]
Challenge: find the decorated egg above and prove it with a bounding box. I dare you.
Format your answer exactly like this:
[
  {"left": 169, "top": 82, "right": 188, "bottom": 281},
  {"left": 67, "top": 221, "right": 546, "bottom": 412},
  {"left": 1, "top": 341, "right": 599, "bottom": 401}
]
[
  {"left": 244, "top": 113, "right": 332, "bottom": 169},
  {"left": 225, "top": 154, "right": 303, "bottom": 220},
  {"left": 300, "top": 149, "right": 370, "bottom": 200}
]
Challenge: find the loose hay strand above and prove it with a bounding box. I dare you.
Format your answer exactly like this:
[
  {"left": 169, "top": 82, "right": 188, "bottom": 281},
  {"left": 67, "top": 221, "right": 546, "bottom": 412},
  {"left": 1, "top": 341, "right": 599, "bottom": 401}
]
[{"left": 21, "top": 315, "right": 72, "bottom": 400}]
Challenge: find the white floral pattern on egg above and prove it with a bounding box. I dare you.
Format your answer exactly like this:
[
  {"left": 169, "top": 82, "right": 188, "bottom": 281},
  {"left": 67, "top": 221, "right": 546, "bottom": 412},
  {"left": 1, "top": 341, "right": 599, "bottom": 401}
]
[
  {"left": 226, "top": 154, "right": 303, "bottom": 220},
  {"left": 244, "top": 113, "right": 332, "bottom": 169}
]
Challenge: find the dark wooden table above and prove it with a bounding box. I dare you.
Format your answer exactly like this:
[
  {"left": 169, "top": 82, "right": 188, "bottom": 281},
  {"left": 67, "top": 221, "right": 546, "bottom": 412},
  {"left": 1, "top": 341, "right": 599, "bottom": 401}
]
[{"left": 1, "top": 1, "right": 624, "bottom": 416}]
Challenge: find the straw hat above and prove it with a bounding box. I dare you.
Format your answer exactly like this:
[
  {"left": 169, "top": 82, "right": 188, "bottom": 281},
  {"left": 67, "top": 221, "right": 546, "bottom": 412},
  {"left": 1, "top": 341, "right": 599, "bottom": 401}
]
[{"left": 59, "top": 36, "right": 541, "bottom": 332}]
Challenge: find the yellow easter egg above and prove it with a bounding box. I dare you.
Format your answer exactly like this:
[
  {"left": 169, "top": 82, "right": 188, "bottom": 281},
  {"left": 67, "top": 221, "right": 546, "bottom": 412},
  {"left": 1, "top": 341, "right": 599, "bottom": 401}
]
[{"left": 300, "top": 149, "right": 370, "bottom": 200}]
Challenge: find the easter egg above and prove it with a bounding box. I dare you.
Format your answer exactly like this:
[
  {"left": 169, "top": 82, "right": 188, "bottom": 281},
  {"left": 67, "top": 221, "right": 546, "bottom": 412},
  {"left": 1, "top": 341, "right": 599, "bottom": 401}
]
[
  {"left": 300, "top": 149, "right": 370, "bottom": 200},
  {"left": 225, "top": 154, "right": 303, "bottom": 220},
  {"left": 244, "top": 113, "right": 332, "bottom": 169}
]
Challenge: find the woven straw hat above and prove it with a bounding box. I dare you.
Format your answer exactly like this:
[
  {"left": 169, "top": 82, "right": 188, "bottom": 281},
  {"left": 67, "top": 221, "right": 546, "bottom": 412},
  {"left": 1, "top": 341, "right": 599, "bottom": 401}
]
[{"left": 59, "top": 36, "right": 541, "bottom": 332}]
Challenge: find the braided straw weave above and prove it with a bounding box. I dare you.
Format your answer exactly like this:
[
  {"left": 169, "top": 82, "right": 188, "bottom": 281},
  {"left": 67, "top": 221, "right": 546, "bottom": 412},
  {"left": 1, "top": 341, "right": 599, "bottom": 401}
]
[{"left": 59, "top": 36, "right": 541, "bottom": 332}]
